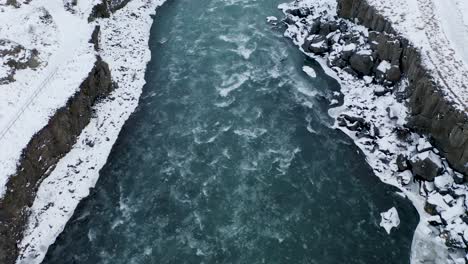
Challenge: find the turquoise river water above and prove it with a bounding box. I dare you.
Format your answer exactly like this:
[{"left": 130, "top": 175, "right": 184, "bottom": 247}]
[{"left": 43, "top": 0, "right": 418, "bottom": 263}]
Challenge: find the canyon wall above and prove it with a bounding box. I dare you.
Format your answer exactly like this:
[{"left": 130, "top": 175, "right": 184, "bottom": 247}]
[
  {"left": 337, "top": 0, "right": 468, "bottom": 176},
  {"left": 0, "top": 57, "right": 113, "bottom": 264}
]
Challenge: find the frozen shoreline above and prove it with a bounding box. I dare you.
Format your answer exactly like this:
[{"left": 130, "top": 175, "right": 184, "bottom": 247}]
[
  {"left": 16, "top": 0, "right": 166, "bottom": 263},
  {"left": 278, "top": 0, "right": 467, "bottom": 263}
]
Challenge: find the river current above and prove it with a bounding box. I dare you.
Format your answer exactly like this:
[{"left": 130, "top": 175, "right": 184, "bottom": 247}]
[{"left": 43, "top": 0, "right": 418, "bottom": 263}]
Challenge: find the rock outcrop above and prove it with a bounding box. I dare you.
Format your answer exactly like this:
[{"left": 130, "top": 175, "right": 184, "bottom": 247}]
[
  {"left": 280, "top": 0, "right": 468, "bottom": 254},
  {"left": 336, "top": 0, "right": 468, "bottom": 176},
  {"left": 0, "top": 57, "right": 113, "bottom": 264},
  {"left": 0, "top": 39, "right": 41, "bottom": 84},
  {"left": 88, "top": 0, "right": 133, "bottom": 22}
]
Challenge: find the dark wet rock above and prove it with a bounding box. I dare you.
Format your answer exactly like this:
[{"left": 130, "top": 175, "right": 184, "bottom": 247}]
[
  {"left": 283, "top": 15, "right": 296, "bottom": 25},
  {"left": 396, "top": 154, "right": 410, "bottom": 171},
  {"left": 386, "top": 65, "right": 401, "bottom": 82},
  {"left": 328, "top": 55, "right": 347, "bottom": 68},
  {"left": 428, "top": 215, "right": 443, "bottom": 226},
  {"left": 453, "top": 172, "right": 465, "bottom": 184},
  {"left": 306, "top": 35, "right": 329, "bottom": 54},
  {"left": 336, "top": 0, "right": 468, "bottom": 176},
  {"left": 339, "top": 20, "right": 348, "bottom": 32},
  {"left": 349, "top": 51, "right": 374, "bottom": 75},
  {"left": 394, "top": 126, "right": 412, "bottom": 141},
  {"left": 286, "top": 7, "right": 311, "bottom": 18},
  {"left": 342, "top": 66, "right": 358, "bottom": 77},
  {"left": 88, "top": 0, "right": 111, "bottom": 22},
  {"left": 410, "top": 151, "right": 444, "bottom": 181},
  {"left": 319, "top": 20, "right": 339, "bottom": 35},
  {"left": 309, "top": 18, "right": 321, "bottom": 34},
  {"left": 89, "top": 25, "right": 101, "bottom": 51},
  {"left": 424, "top": 201, "right": 438, "bottom": 216},
  {"left": 341, "top": 45, "right": 356, "bottom": 61},
  {"left": 0, "top": 58, "right": 113, "bottom": 264},
  {"left": 337, "top": 115, "right": 371, "bottom": 134}
]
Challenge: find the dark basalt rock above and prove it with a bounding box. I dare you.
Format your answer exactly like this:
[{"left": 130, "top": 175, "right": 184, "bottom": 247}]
[
  {"left": 319, "top": 20, "right": 339, "bottom": 35},
  {"left": 337, "top": 0, "right": 468, "bottom": 176},
  {"left": 396, "top": 154, "right": 410, "bottom": 171},
  {"left": 306, "top": 35, "right": 329, "bottom": 54},
  {"left": 328, "top": 55, "right": 347, "bottom": 68},
  {"left": 88, "top": 0, "right": 111, "bottom": 22},
  {"left": 286, "top": 7, "right": 312, "bottom": 18},
  {"left": 424, "top": 201, "right": 438, "bottom": 216},
  {"left": 0, "top": 58, "right": 113, "bottom": 264},
  {"left": 89, "top": 25, "right": 101, "bottom": 51},
  {"left": 309, "top": 18, "right": 321, "bottom": 34},
  {"left": 349, "top": 52, "right": 374, "bottom": 75},
  {"left": 410, "top": 152, "right": 444, "bottom": 181},
  {"left": 386, "top": 65, "right": 401, "bottom": 82}
]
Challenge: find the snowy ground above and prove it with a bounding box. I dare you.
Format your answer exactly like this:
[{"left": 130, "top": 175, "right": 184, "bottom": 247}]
[
  {"left": 366, "top": 0, "right": 468, "bottom": 111},
  {"left": 16, "top": 0, "right": 166, "bottom": 263},
  {"left": 278, "top": 0, "right": 468, "bottom": 263},
  {"left": 0, "top": 0, "right": 97, "bottom": 198}
]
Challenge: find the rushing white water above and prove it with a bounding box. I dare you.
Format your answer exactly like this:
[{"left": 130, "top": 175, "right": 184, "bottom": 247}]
[{"left": 42, "top": 0, "right": 419, "bottom": 263}]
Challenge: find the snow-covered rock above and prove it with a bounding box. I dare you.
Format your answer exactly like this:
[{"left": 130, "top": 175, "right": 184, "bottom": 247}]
[
  {"left": 434, "top": 173, "right": 454, "bottom": 193},
  {"left": 397, "top": 170, "right": 413, "bottom": 186},
  {"left": 410, "top": 151, "right": 444, "bottom": 181}
]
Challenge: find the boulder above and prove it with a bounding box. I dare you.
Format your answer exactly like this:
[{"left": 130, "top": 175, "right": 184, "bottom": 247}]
[
  {"left": 397, "top": 170, "right": 413, "bottom": 185},
  {"left": 427, "top": 215, "right": 443, "bottom": 226},
  {"left": 434, "top": 173, "right": 454, "bottom": 194},
  {"left": 339, "top": 20, "right": 348, "bottom": 32},
  {"left": 386, "top": 65, "right": 401, "bottom": 82},
  {"left": 453, "top": 171, "right": 465, "bottom": 184},
  {"left": 306, "top": 35, "right": 329, "bottom": 54},
  {"left": 328, "top": 55, "right": 347, "bottom": 68},
  {"left": 319, "top": 20, "right": 339, "bottom": 35},
  {"left": 309, "top": 18, "right": 321, "bottom": 34},
  {"left": 341, "top": 43, "right": 357, "bottom": 61},
  {"left": 285, "top": 8, "right": 311, "bottom": 18},
  {"left": 410, "top": 151, "right": 444, "bottom": 181},
  {"left": 343, "top": 66, "right": 358, "bottom": 77},
  {"left": 425, "top": 192, "right": 449, "bottom": 215},
  {"left": 416, "top": 137, "right": 433, "bottom": 153},
  {"left": 349, "top": 50, "right": 374, "bottom": 75},
  {"left": 337, "top": 114, "right": 370, "bottom": 132},
  {"left": 396, "top": 154, "right": 410, "bottom": 171}
]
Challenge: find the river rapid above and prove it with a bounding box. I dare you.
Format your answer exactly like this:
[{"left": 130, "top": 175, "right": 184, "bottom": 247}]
[{"left": 43, "top": 0, "right": 418, "bottom": 263}]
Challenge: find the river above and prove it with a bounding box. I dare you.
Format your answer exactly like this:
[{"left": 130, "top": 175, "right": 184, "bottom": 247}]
[{"left": 43, "top": 0, "right": 418, "bottom": 263}]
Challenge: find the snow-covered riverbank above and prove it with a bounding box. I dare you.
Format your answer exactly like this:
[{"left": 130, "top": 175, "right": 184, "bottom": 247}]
[
  {"left": 16, "top": 1, "right": 167, "bottom": 262},
  {"left": 0, "top": 0, "right": 96, "bottom": 198},
  {"left": 0, "top": 0, "right": 165, "bottom": 263},
  {"left": 277, "top": 0, "right": 468, "bottom": 263}
]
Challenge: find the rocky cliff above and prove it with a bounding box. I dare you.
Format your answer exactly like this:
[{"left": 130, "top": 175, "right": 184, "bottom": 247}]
[
  {"left": 336, "top": 0, "right": 468, "bottom": 176},
  {"left": 0, "top": 57, "right": 113, "bottom": 264}
]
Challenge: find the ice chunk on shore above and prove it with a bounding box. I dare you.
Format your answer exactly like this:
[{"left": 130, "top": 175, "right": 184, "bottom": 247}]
[{"left": 380, "top": 207, "right": 400, "bottom": 234}]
